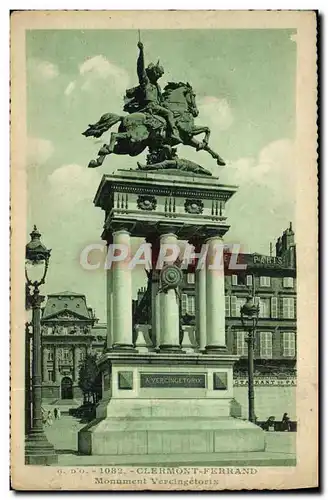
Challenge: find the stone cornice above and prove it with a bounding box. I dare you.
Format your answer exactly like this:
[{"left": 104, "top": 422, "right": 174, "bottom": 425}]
[
  {"left": 94, "top": 172, "right": 238, "bottom": 208},
  {"left": 97, "top": 351, "right": 240, "bottom": 369}
]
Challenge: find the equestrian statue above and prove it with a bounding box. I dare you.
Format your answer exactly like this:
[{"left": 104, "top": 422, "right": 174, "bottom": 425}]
[{"left": 83, "top": 40, "right": 226, "bottom": 176}]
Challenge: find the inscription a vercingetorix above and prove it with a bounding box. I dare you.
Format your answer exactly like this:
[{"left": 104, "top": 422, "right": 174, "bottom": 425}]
[{"left": 140, "top": 373, "right": 206, "bottom": 388}]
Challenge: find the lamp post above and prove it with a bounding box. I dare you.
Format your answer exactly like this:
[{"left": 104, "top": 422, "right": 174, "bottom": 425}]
[
  {"left": 25, "top": 226, "right": 57, "bottom": 465},
  {"left": 240, "top": 276, "right": 259, "bottom": 424},
  {"left": 25, "top": 321, "right": 32, "bottom": 436}
]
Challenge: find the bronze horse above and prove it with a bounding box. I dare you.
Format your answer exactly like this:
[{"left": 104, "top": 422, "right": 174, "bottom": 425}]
[{"left": 83, "top": 82, "right": 225, "bottom": 168}]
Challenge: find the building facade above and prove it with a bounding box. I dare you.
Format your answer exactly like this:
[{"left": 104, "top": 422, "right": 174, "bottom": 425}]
[{"left": 40, "top": 291, "right": 106, "bottom": 401}]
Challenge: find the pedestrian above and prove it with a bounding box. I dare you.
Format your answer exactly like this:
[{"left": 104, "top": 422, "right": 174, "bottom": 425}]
[
  {"left": 57, "top": 408, "right": 61, "bottom": 420},
  {"left": 54, "top": 408, "right": 58, "bottom": 420},
  {"left": 46, "top": 411, "right": 53, "bottom": 427},
  {"left": 281, "top": 412, "right": 291, "bottom": 431},
  {"left": 263, "top": 415, "right": 275, "bottom": 431}
]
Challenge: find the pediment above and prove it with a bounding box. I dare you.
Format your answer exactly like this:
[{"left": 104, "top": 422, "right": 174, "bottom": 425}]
[{"left": 42, "top": 309, "right": 90, "bottom": 322}]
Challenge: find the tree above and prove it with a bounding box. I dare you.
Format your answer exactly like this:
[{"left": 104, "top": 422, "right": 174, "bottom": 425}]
[{"left": 78, "top": 353, "right": 101, "bottom": 404}]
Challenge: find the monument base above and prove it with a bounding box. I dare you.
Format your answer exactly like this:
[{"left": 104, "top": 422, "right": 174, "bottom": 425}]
[{"left": 78, "top": 353, "right": 265, "bottom": 460}]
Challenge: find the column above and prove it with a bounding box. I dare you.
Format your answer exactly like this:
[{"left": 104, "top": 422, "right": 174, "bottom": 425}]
[
  {"left": 146, "top": 236, "right": 160, "bottom": 348},
  {"left": 42, "top": 347, "right": 48, "bottom": 382},
  {"left": 195, "top": 266, "right": 207, "bottom": 351},
  {"left": 73, "top": 346, "right": 79, "bottom": 382},
  {"left": 106, "top": 241, "right": 113, "bottom": 350},
  {"left": 151, "top": 270, "right": 161, "bottom": 348},
  {"left": 155, "top": 290, "right": 161, "bottom": 348},
  {"left": 112, "top": 229, "right": 134, "bottom": 349},
  {"left": 205, "top": 235, "right": 226, "bottom": 352},
  {"left": 54, "top": 346, "right": 60, "bottom": 382},
  {"left": 159, "top": 233, "right": 180, "bottom": 351}
]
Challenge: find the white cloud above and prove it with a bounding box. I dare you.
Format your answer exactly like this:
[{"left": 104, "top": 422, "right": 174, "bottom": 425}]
[
  {"left": 48, "top": 164, "right": 102, "bottom": 206},
  {"left": 64, "top": 55, "right": 129, "bottom": 100},
  {"left": 27, "top": 137, "right": 54, "bottom": 167},
  {"left": 79, "top": 55, "right": 126, "bottom": 81},
  {"left": 28, "top": 58, "right": 59, "bottom": 81},
  {"left": 224, "top": 139, "right": 295, "bottom": 195},
  {"left": 222, "top": 139, "right": 296, "bottom": 253},
  {"left": 198, "top": 96, "right": 234, "bottom": 131}
]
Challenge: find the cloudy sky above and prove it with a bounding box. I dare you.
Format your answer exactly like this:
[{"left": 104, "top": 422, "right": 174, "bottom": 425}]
[{"left": 26, "top": 29, "right": 297, "bottom": 321}]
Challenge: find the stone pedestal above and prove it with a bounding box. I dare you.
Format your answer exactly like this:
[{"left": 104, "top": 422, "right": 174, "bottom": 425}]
[
  {"left": 78, "top": 169, "right": 266, "bottom": 461},
  {"left": 78, "top": 352, "right": 265, "bottom": 459}
]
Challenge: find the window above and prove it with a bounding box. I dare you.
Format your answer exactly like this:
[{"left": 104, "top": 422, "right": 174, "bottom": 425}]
[
  {"left": 187, "top": 273, "right": 195, "bottom": 284},
  {"left": 48, "top": 370, "right": 54, "bottom": 382},
  {"left": 230, "top": 296, "right": 246, "bottom": 317},
  {"left": 246, "top": 275, "right": 253, "bottom": 286},
  {"left": 283, "top": 277, "right": 294, "bottom": 288},
  {"left": 271, "top": 297, "right": 278, "bottom": 318},
  {"left": 225, "top": 296, "right": 231, "bottom": 317},
  {"left": 260, "top": 276, "right": 271, "bottom": 287},
  {"left": 283, "top": 332, "right": 296, "bottom": 357},
  {"left": 282, "top": 297, "right": 295, "bottom": 319},
  {"left": 230, "top": 296, "right": 237, "bottom": 316},
  {"left": 259, "top": 298, "right": 270, "bottom": 318},
  {"left": 47, "top": 351, "right": 54, "bottom": 361},
  {"left": 236, "top": 331, "right": 248, "bottom": 356},
  {"left": 47, "top": 327, "right": 53, "bottom": 335},
  {"left": 260, "top": 332, "right": 273, "bottom": 358},
  {"left": 63, "top": 349, "right": 70, "bottom": 360},
  {"left": 181, "top": 294, "right": 187, "bottom": 316},
  {"left": 187, "top": 295, "right": 195, "bottom": 315},
  {"left": 181, "top": 294, "right": 195, "bottom": 315},
  {"left": 232, "top": 275, "right": 238, "bottom": 286}
]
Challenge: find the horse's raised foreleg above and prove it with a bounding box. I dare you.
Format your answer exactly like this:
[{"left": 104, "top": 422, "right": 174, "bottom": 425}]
[
  {"left": 185, "top": 136, "right": 225, "bottom": 166},
  {"left": 187, "top": 126, "right": 211, "bottom": 148},
  {"left": 203, "top": 144, "right": 225, "bottom": 165}
]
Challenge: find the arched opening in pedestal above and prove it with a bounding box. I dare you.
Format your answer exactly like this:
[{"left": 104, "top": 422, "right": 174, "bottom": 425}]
[{"left": 61, "top": 377, "right": 73, "bottom": 399}]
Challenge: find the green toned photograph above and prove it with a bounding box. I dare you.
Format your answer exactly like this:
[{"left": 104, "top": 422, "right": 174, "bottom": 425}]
[{"left": 10, "top": 10, "right": 318, "bottom": 491}]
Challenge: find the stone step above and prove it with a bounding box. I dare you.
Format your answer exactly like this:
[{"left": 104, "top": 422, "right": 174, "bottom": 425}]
[{"left": 58, "top": 451, "right": 296, "bottom": 467}]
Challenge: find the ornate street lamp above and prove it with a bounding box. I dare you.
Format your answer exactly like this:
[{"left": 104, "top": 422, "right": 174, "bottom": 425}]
[
  {"left": 240, "top": 276, "right": 259, "bottom": 424},
  {"left": 25, "top": 226, "right": 57, "bottom": 465}
]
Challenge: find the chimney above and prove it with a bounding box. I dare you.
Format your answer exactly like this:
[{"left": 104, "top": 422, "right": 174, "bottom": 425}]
[
  {"left": 276, "top": 237, "right": 282, "bottom": 257},
  {"left": 286, "top": 222, "right": 295, "bottom": 249}
]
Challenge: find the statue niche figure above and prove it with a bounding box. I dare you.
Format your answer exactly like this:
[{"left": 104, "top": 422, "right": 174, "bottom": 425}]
[{"left": 83, "top": 42, "right": 226, "bottom": 173}]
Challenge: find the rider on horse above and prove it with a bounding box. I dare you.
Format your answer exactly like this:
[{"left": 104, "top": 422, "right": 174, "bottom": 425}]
[
  {"left": 83, "top": 40, "right": 226, "bottom": 169},
  {"left": 124, "top": 42, "right": 180, "bottom": 142}
]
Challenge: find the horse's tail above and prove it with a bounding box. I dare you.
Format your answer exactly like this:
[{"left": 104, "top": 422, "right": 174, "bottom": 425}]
[{"left": 82, "top": 113, "right": 121, "bottom": 138}]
